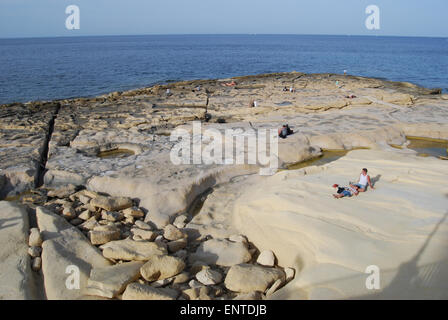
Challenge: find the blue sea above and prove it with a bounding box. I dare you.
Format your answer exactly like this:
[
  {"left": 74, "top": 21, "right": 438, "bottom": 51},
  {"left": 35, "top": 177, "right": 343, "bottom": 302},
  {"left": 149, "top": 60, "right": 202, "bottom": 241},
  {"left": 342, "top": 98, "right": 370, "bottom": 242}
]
[{"left": 0, "top": 34, "right": 447, "bottom": 104}]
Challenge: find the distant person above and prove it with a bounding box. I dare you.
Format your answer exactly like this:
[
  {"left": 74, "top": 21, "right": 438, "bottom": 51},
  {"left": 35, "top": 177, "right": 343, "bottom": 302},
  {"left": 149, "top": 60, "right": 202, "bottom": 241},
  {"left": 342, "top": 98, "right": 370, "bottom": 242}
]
[
  {"left": 352, "top": 168, "right": 375, "bottom": 192},
  {"left": 223, "top": 81, "right": 237, "bottom": 87},
  {"left": 278, "top": 124, "right": 293, "bottom": 139},
  {"left": 332, "top": 184, "right": 359, "bottom": 199},
  {"left": 289, "top": 86, "right": 296, "bottom": 93}
]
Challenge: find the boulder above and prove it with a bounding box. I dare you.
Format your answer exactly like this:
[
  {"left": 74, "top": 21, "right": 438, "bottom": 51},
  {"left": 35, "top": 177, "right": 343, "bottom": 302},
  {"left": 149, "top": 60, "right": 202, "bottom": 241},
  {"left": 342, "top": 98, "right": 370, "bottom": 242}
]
[
  {"left": 90, "top": 195, "right": 133, "bottom": 211},
  {"left": 224, "top": 264, "right": 285, "bottom": 293},
  {"left": 140, "top": 255, "right": 185, "bottom": 281},
  {"left": 122, "top": 282, "right": 178, "bottom": 300},
  {"left": 36, "top": 206, "right": 112, "bottom": 300},
  {"left": 190, "top": 238, "right": 252, "bottom": 266},
  {"left": 100, "top": 238, "right": 167, "bottom": 261},
  {"left": 257, "top": 250, "right": 276, "bottom": 267},
  {"left": 0, "top": 201, "right": 38, "bottom": 299},
  {"left": 85, "top": 261, "right": 143, "bottom": 298}
]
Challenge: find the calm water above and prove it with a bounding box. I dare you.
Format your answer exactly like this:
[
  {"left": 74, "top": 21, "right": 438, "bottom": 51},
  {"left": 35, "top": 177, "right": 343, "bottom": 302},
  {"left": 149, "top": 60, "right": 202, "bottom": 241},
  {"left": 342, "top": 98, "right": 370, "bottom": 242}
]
[{"left": 0, "top": 35, "right": 447, "bottom": 104}]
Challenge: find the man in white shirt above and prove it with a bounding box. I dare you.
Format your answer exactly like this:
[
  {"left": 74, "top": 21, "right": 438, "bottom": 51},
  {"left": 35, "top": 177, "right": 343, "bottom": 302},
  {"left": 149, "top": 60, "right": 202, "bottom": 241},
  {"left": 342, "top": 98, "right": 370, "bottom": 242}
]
[{"left": 352, "top": 168, "right": 375, "bottom": 192}]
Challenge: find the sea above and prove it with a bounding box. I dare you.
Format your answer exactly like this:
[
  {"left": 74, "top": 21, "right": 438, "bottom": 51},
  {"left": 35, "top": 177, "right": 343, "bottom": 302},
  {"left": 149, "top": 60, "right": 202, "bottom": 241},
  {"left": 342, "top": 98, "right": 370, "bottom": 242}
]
[{"left": 0, "top": 34, "right": 447, "bottom": 104}]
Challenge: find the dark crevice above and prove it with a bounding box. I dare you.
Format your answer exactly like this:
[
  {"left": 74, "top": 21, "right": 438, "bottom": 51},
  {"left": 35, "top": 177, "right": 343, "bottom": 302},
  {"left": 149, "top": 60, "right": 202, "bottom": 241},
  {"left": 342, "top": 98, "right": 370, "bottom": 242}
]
[{"left": 35, "top": 103, "right": 61, "bottom": 188}]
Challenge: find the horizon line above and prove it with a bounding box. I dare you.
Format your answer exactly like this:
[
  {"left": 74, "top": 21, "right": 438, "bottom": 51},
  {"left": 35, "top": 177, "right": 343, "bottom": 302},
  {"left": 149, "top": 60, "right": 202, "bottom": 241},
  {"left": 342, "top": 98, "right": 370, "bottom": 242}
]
[{"left": 1, "top": 32, "right": 447, "bottom": 41}]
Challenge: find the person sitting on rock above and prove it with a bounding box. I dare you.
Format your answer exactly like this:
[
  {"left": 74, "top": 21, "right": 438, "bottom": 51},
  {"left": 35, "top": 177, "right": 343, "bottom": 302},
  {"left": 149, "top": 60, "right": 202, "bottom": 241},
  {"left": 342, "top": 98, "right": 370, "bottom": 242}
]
[
  {"left": 332, "top": 184, "right": 359, "bottom": 199},
  {"left": 351, "top": 168, "right": 375, "bottom": 192},
  {"left": 278, "top": 124, "right": 293, "bottom": 139}
]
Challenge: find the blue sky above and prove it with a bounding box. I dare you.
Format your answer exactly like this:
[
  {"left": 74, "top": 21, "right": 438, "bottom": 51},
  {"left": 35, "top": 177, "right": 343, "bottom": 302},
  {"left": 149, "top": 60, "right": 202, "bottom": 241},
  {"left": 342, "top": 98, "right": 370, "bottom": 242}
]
[{"left": 0, "top": 0, "right": 447, "bottom": 38}]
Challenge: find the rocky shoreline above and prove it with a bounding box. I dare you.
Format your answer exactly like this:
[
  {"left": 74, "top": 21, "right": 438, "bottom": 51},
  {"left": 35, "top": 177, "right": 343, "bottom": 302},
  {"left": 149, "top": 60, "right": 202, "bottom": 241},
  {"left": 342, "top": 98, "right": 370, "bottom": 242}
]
[{"left": 1, "top": 72, "right": 448, "bottom": 300}]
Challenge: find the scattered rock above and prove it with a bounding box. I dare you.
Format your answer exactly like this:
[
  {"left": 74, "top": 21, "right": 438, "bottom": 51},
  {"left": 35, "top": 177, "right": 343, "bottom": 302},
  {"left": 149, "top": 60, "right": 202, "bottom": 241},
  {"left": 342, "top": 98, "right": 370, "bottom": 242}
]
[
  {"left": 284, "top": 267, "right": 295, "bottom": 282},
  {"left": 163, "top": 224, "right": 186, "bottom": 241},
  {"left": 86, "top": 261, "right": 143, "bottom": 298},
  {"left": 101, "top": 211, "right": 124, "bottom": 222},
  {"left": 224, "top": 264, "right": 285, "bottom": 293},
  {"left": 266, "top": 279, "right": 283, "bottom": 296},
  {"left": 167, "top": 238, "right": 187, "bottom": 253},
  {"left": 100, "top": 238, "right": 167, "bottom": 261},
  {"left": 90, "top": 195, "right": 133, "bottom": 211},
  {"left": 31, "top": 257, "right": 42, "bottom": 272},
  {"left": 257, "top": 250, "right": 276, "bottom": 267},
  {"left": 47, "top": 184, "right": 77, "bottom": 198},
  {"left": 131, "top": 228, "right": 156, "bottom": 241},
  {"left": 122, "top": 282, "right": 178, "bottom": 300},
  {"left": 183, "top": 286, "right": 211, "bottom": 300},
  {"left": 62, "top": 205, "right": 77, "bottom": 219},
  {"left": 89, "top": 226, "right": 121, "bottom": 245},
  {"left": 135, "top": 220, "right": 152, "bottom": 230},
  {"left": 173, "top": 272, "right": 190, "bottom": 284},
  {"left": 28, "top": 228, "right": 43, "bottom": 247},
  {"left": 123, "top": 207, "right": 145, "bottom": 218},
  {"left": 28, "top": 246, "right": 42, "bottom": 258},
  {"left": 190, "top": 238, "right": 252, "bottom": 266},
  {"left": 229, "top": 234, "right": 248, "bottom": 244},
  {"left": 196, "top": 268, "right": 223, "bottom": 285},
  {"left": 234, "top": 291, "right": 262, "bottom": 300},
  {"left": 78, "top": 210, "right": 91, "bottom": 221},
  {"left": 173, "top": 214, "right": 188, "bottom": 229},
  {"left": 140, "top": 255, "right": 186, "bottom": 281}
]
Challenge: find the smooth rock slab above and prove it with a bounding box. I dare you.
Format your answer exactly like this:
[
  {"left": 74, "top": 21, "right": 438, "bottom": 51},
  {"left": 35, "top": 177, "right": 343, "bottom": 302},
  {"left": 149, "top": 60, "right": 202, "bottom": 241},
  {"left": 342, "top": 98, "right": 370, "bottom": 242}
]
[
  {"left": 36, "top": 206, "right": 112, "bottom": 300},
  {"left": 224, "top": 264, "right": 285, "bottom": 293},
  {"left": 140, "top": 255, "right": 185, "bottom": 281},
  {"left": 100, "top": 238, "right": 167, "bottom": 261},
  {"left": 122, "top": 282, "right": 178, "bottom": 300},
  {"left": 0, "top": 201, "right": 37, "bottom": 299},
  {"left": 86, "top": 261, "right": 143, "bottom": 298},
  {"left": 90, "top": 195, "right": 133, "bottom": 211},
  {"left": 190, "top": 238, "right": 252, "bottom": 266}
]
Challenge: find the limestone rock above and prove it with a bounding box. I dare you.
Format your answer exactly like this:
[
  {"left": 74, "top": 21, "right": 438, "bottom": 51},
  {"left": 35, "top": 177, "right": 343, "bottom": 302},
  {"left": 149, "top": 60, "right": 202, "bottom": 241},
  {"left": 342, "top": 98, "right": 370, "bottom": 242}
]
[
  {"left": 224, "top": 264, "right": 285, "bottom": 293},
  {"left": 257, "top": 250, "right": 276, "bottom": 267},
  {"left": 135, "top": 220, "right": 152, "bottom": 230},
  {"left": 131, "top": 228, "right": 156, "bottom": 241},
  {"left": 234, "top": 291, "right": 262, "bottom": 300},
  {"left": 86, "top": 261, "right": 143, "bottom": 298},
  {"left": 36, "top": 206, "right": 112, "bottom": 299},
  {"left": 28, "top": 246, "right": 42, "bottom": 258},
  {"left": 190, "top": 238, "right": 252, "bottom": 266},
  {"left": 101, "top": 211, "right": 124, "bottom": 222},
  {"left": 31, "top": 257, "right": 42, "bottom": 272},
  {"left": 100, "top": 238, "right": 167, "bottom": 261},
  {"left": 123, "top": 207, "right": 144, "bottom": 218},
  {"left": 78, "top": 210, "right": 91, "bottom": 221},
  {"left": 229, "top": 234, "right": 248, "bottom": 244},
  {"left": 266, "top": 279, "right": 283, "bottom": 296},
  {"left": 122, "top": 282, "right": 178, "bottom": 300},
  {"left": 163, "top": 224, "right": 185, "bottom": 241},
  {"left": 140, "top": 255, "right": 185, "bottom": 281},
  {"left": 173, "top": 214, "right": 188, "bottom": 229},
  {"left": 173, "top": 272, "right": 190, "bottom": 284},
  {"left": 284, "top": 267, "right": 295, "bottom": 282},
  {"left": 89, "top": 226, "right": 121, "bottom": 245},
  {"left": 47, "top": 184, "right": 77, "bottom": 198},
  {"left": 167, "top": 238, "right": 187, "bottom": 253},
  {"left": 196, "top": 268, "right": 223, "bottom": 285},
  {"left": 0, "top": 201, "right": 37, "bottom": 299},
  {"left": 90, "top": 195, "right": 133, "bottom": 211},
  {"left": 28, "top": 228, "right": 43, "bottom": 247}
]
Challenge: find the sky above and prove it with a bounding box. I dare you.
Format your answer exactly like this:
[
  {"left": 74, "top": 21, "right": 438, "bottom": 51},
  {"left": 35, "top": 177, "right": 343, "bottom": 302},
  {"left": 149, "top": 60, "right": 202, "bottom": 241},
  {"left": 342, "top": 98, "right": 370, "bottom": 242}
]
[{"left": 0, "top": 0, "right": 447, "bottom": 38}]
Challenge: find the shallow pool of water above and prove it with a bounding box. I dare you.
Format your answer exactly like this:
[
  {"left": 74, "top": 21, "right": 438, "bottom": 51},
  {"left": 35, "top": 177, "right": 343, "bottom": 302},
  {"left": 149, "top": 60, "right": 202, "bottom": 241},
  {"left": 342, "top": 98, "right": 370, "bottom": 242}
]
[
  {"left": 97, "top": 149, "right": 135, "bottom": 159},
  {"left": 406, "top": 137, "right": 448, "bottom": 159}
]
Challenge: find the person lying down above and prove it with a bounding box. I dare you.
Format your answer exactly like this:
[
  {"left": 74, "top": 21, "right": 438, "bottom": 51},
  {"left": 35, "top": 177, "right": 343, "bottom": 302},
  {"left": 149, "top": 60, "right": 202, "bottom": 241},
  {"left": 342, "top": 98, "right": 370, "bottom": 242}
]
[{"left": 332, "top": 184, "right": 359, "bottom": 199}]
